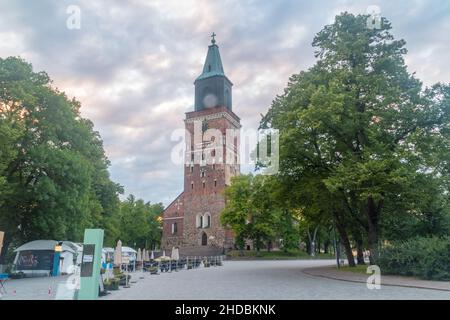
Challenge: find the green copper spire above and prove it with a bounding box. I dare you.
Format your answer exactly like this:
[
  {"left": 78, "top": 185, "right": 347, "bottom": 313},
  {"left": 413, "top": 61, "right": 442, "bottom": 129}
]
[
  {"left": 194, "top": 33, "right": 233, "bottom": 111},
  {"left": 195, "top": 32, "right": 226, "bottom": 82}
]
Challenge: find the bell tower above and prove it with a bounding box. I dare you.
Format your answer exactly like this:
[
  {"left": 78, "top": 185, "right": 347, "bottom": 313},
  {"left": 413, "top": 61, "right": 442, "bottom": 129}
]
[{"left": 162, "top": 34, "right": 240, "bottom": 254}]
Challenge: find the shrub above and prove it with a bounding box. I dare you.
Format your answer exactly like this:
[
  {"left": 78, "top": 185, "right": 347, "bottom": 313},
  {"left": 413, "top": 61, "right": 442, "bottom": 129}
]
[{"left": 379, "top": 236, "right": 450, "bottom": 281}]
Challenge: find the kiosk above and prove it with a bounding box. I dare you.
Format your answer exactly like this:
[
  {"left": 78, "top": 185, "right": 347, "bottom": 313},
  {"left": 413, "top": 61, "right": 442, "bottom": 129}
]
[{"left": 78, "top": 229, "right": 104, "bottom": 300}]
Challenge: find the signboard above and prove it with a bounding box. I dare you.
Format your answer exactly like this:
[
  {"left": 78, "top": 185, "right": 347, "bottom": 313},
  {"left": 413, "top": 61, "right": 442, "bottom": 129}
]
[
  {"left": 16, "top": 250, "right": 54, "bottom": 270},
  {"left": 80, "top": 244, "right": 95, "bottom": 277},
  {"left": 78, "top": 229, "right": 104, "bottom": 300},
  {"left": 83, "top": 255, "right": 93, "bottom": 263}
]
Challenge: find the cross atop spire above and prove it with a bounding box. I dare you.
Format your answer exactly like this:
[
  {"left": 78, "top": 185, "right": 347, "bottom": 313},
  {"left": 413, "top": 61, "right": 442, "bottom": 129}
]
[{"left": 195, "top": 33, "right": 225, "bottom": 82}]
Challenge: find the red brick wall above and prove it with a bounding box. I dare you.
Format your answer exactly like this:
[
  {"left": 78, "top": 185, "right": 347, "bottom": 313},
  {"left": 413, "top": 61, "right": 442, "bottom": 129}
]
[
  {"left": 161, "top": 193, "right": 185, "bottom": 247},
  {"left": 162, "top": 106, "right": 240, "bottom": 250}
]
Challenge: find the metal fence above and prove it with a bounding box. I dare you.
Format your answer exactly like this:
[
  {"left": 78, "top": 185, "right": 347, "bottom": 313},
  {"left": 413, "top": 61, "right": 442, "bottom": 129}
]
[{"left": 142, "top": 255, "right": 225, "bottom": 274}]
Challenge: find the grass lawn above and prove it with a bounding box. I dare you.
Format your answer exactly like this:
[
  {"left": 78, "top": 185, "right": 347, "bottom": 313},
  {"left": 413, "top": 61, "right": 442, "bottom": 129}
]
[
  {"left": 227, "top": 249, "right": 335, "bottom": 260},
  {"left": 335, "top": 264, "right": 369, "bottom": 274}
]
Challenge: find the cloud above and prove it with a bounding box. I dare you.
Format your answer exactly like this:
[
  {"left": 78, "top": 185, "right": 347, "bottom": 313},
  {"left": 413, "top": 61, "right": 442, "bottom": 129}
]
[{"left": 0, "top": 0, "right": 449, "bottom": 205}]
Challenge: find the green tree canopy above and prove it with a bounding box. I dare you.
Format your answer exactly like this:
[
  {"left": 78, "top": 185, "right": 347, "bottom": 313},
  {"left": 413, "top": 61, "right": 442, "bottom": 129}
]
[
  {"left": 261, "top": 13, "right": 450, "bottom": 264},
  {"left": 0, "top": 57, "right": 167, "bottom": 263}
]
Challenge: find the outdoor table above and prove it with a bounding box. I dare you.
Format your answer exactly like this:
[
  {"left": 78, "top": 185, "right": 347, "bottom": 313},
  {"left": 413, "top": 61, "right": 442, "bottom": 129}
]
[{"left": 0, "top": 273, "right": 8, "bottom": 294}]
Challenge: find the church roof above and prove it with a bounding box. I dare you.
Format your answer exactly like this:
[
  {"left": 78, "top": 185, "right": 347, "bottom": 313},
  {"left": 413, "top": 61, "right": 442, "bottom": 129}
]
[{"left": 195, "top": 34, "right": 228, "bottom": 82}]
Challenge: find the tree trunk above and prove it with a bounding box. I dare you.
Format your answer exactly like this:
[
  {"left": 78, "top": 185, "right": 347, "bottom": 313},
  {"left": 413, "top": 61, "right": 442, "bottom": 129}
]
[
  {"left": 305, "top": 237, "right": 311, "bottom": 255},
  {"left": 334, "top": 212, "right": 355, "bottom": 267},
  {"left": 356, "top": 239, "right": 365, "bottom": 265},
  {"left": 307, "top": 227, "right": 318, "bottom": 257},
  {"left": 366, "top": 197, "right": 381, "bottom": 265},
  {"left": 324, "top": 240, "right": 330, "bottom": 254},
  {"left": 0, "top": 236, "right": 11, "bottom": 265},
  {"left": 353, "top": 229, "right": 365, "bottom": 265}
]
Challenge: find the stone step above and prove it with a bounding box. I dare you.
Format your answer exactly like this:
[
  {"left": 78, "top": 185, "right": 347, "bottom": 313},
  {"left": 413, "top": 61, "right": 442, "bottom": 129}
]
[{"left": 177, "top": 246, "right": 224, "bottom": 257}]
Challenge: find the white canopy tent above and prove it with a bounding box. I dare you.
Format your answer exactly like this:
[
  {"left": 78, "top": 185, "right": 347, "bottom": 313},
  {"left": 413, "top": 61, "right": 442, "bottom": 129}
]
[
  {"left": 102, "top": 247, "right": 115, "bottom": 264},
  {"left": 13, "top": 240, "right": 77, "bottom": 277},
  {"left": 121, "top": 246, "right": 137, "bottom": 263}
]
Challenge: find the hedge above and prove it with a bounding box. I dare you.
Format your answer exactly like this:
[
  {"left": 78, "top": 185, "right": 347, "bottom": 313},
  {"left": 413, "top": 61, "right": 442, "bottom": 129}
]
[{"left": 379, "top": 236, "right": 450, "bottom": 281}]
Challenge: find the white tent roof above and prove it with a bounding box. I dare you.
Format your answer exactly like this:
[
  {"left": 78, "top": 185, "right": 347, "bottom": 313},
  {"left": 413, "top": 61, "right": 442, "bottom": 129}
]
[
  {"left": 14, "top": 240, "right": 76, "bottom": 254},
  {"left": 63, "top": 241, "right": 81, "bottom": 253},
  {"left": 103, "top": 247, "right": 115, "bottom": 253},
  {"left": 121, "top": 246, "right": 137, "bottom": 254}
]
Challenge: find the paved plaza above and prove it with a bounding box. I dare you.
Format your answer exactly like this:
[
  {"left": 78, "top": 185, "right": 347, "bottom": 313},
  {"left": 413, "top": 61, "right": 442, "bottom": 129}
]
[{"left": 2, "top": 260, "right": 450, "bottom": 300}]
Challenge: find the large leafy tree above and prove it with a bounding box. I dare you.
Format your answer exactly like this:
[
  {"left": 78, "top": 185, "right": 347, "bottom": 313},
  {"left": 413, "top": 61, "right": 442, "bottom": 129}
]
[
  {"left": 117, "top": 195, "right": 163, "bottom": 249},
  {"left": 221, "top": 174, "right": 294, "bottom": 252},
  {"left": 0, "top": 57, "right": 123, "bottom": 263},
  {"left": 261, "top": 13, "right": 450, "bottom": 264}
]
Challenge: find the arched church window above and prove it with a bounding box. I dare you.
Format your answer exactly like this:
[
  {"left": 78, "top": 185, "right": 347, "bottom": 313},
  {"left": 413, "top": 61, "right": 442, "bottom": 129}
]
[
  {"left": 203, "top": 213, "right": 211, "bottom": 228},
  {"left": 196, "top": 214, "right": 203, "bottom": 228},
  {"left": 172, "top": 222, "right": 178, "bottom": 234},
  {"left": 201, "top": 232, "right": 208, "bottom": 246}
]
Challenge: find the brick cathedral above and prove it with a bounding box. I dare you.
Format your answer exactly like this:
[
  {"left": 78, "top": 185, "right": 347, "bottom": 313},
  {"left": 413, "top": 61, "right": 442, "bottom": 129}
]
[{"left": 161, "top": 34, "right": 240, "bottom": 255}]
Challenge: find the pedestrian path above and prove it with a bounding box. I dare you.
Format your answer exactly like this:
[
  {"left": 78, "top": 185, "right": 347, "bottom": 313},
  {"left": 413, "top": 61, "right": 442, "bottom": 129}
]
[
  {"left": 102, "top": 260, "right": 450, "bottom": 300},
  {"left": 0, "top": 275, "right": 73, "bottom": 300},
  {"left": 303, "top": 266, "right": 450, "bottom": 291},
  {"left": 2, "top": 260, "right": 450, "bottom": 300}
]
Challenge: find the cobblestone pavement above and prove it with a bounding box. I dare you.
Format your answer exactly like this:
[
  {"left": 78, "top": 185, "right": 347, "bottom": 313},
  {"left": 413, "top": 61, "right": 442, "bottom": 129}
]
[
  {"left": 303, "top": 266, "right": 450, "bottom": 291},
  {"left": 2, "top": 260, "right": 450, "bottom": 300},
  {"left": 0, "top": 275, "right": 74, "bottom": 300},
  {"left": 102, "top": 260, "right": 450, "bottom": 300}
]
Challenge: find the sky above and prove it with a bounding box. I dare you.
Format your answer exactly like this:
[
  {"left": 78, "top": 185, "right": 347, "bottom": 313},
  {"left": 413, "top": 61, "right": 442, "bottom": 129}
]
[{"left": 1, "top": 0, "right": 449, "bottom": 206}]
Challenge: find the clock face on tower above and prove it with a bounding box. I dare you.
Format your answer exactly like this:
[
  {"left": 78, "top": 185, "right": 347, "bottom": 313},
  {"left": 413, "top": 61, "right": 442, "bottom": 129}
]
[{"left": 203, "top": 93, "right": 218, "bottom": 108}]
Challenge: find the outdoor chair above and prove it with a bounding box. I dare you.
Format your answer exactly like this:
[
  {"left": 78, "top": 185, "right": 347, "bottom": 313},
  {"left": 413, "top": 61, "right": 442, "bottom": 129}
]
[{"left": 160, "top": 263, "right": 169, "bottom": 273}]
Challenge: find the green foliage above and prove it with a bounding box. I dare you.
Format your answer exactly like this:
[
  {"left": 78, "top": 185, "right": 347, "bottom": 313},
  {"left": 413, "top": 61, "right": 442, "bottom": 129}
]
[
  {"left": 260, "top": 13, "right": 450, "bottom": 262},
  {"left": 116, "top": 195, "right": 163, "bottom": 249},
  {"left": 0, "top": 57, "right": 124, "bottom": 259},
  {"left": 379, "top": 237, "right": 450, "bottom": 281},
  {"left": 221, "top": 174, "right": 298, "bottom": 251},
  {"left": 226, "top": 249, "right": 334, "bottom": 260},
  {"left": 0, "top": 57, "right": 166, "bottom": 262}
]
